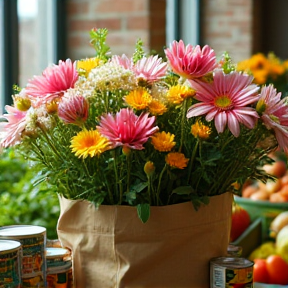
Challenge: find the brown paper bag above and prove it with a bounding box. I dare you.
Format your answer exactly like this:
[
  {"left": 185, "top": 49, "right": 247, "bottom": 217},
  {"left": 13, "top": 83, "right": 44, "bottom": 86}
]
[{"left": 57, "top": 192, "right": 232, "bottom": 288}]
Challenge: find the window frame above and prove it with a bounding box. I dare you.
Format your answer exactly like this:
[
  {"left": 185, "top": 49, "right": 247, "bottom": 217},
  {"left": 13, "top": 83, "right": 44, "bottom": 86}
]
[{"left": 0, "top": 0, "right": 66, "bottom": 113}]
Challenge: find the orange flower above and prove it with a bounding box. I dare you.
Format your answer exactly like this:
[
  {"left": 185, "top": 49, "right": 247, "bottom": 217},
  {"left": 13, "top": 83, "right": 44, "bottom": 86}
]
[
  {"left": 191, "top": 120, "right": 211, "bottom": 140},
  {"left": 124, "top": 88, "right": 152, "bottom": 110},
  {"left": 167, "top": 85, "right": 196, "bottom": 104},
  {"left": 151, "top": 132, "right": 176, "bottom": 152},
  {"left": 165, "top": 152, "right": 189, "bottom": 169}
]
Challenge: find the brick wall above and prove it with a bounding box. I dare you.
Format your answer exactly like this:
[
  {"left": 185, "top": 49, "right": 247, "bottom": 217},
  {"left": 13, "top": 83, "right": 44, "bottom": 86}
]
[
  {"left": 66, "top": 0, "right": 166, "bottom": 61},
  {"left": 201, "top": 0, "right": 253, "bottom": 62},
  {"left": 66, "top": 0, "right": 253, "bottom": 63}
]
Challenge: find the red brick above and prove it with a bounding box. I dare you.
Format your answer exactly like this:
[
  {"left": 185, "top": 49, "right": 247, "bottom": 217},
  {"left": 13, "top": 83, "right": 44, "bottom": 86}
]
[
  {"left": 67, "top": 1, "right": 89, "bottom": 15},
  {"left": 95, "top": 0, "right": 147, "bottom": 13},
  {"left": 69, "top": 19, "right": 121, "bottom": 31},
  {"left": 126, "top": 16, "right": 149, "bottom": 30}
]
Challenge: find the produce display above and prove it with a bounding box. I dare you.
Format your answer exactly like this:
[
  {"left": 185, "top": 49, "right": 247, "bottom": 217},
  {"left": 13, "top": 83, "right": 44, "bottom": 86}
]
[
  {"left": 241, "top": 157, "right": 288, "bottom": 203},
  {"left": 248, "top": 211, "right": 288, "bottom": 285}
]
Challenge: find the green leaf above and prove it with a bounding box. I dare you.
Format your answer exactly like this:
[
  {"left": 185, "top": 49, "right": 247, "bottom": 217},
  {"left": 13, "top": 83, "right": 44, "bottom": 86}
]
[
  {"left": 137, "top": 203, "right": 150, "bottom": 223},
  {"left": 131, "top": 181, "right": 148, "bottom": 193},
  {"left": 172, "top": 186, "right": 194, "bottom": 195}
]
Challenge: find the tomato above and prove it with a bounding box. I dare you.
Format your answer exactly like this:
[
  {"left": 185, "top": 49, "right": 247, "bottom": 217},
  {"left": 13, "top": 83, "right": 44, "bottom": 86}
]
[
  {"left": 253, "top": 258, "right": 269, "bottom": 283},
  {"left": 266, "top": 255, "right": 288, "bottom": 285},
  {"left": 230, "top": 204, "right": 250, "bottom": 242}
]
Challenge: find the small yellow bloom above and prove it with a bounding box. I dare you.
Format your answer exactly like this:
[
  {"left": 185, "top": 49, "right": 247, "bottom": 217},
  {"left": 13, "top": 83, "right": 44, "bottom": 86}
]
[
  {"left": 46, "top": 100, "right": 59, "bottom": 114},
  {"left": 165, "top": 152, "right": 189, "bottom": 169},
  {"left": 70, "top": 129, "right": 111, "bottom": 158},
  {"left": 148, "top": 100, "right": 167, "bottom": 115},
  {"left": 151, "top": 131, "right": 176, "bottom": 152},
  {"left": 144, "top": 161, "right": 155, "bottom": 176},
  {"left": 191, "top": 120, "right": 211, "bottom": 140},
  {"left": 167, "top": 85, "right": 196, "bottom": 104},
  {"left": 77, "top": 57, "right": 102, "bottom": 77},
  {"left": 124, "top": 88, "right": 152, "bottom": 110},
  {"left": 15, "top": 97, "right": 31, "bottom": 112}
]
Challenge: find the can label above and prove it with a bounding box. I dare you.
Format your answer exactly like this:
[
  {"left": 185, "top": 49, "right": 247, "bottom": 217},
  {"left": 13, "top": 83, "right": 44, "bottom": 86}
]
[
  {"left": 0, "top": 225, "right": 47, "bottom": 288},
  {"left": 210, "top": 257, "right": 254, "bottom": 288},
  {"left": 0, "top": 248, "right": 22, "bottom": 287}
]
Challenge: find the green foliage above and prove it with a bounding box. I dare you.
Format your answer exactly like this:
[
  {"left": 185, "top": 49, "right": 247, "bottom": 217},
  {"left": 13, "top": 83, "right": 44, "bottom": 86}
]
[
  {"left": 0, "top": 148, "right": 59, "bottom": 239},
  {"left": 89, "top": 28, "right": 110, "bottom": 61}
]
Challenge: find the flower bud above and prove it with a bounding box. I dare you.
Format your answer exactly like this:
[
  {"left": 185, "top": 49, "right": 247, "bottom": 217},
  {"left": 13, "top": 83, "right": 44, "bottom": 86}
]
[
  {"left": 144, "top": 161, "right": 155, "bottom": 176},
  {"left": 122, "top": 145, "right": 131, "bottom": 156},
  {"left": 15, "top": 97, "right": 31, "bottom": 111}
]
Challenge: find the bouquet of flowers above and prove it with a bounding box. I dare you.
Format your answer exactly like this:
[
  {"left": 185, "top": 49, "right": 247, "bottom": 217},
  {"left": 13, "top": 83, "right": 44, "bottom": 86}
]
[
  {"left": 1, "top": 28, "right": 288, "bottom": 222},
  {"left": 237, "top": 52, "right": 288, "bottom": 96}
]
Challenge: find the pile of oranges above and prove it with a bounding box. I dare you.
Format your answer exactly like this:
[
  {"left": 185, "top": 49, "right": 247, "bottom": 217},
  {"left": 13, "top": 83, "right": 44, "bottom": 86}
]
[{"left": 242, "top": 158, "right": 288, "bottom": 203}]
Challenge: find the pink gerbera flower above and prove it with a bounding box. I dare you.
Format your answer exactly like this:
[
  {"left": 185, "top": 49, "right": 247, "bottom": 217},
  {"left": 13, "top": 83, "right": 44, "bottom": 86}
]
[
  {"left": 187, "top": 70, "right": 260, "bottom": 137},
  {"left": 97, "top": 108, "right": 159, "bottom": 150},
  {"left": 164, "top": 40, "right": 217, "bottom": 80},
  {"left": 133, "top": 55, "right": 168, "bottom": 83},
  {"left": 257, "top": 85, "right": 288, "bottom": 152},
  {"left": 58, "top": 94, "right": 89, "bottom": 126},
  {"left": 0, "top": 105, "right": 27, "bottom": 147},
  {"left": 25, "top": 59, "right": 78, "bottom": 106},
  {"left": 111, "top": 54, "right": 132, "bottom": 70}
]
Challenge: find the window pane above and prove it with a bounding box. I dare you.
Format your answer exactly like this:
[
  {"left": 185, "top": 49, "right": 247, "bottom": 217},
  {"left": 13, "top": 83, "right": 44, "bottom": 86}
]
[
  {"left": 0, "top": 0, "right": 4, "bottom": 115},
  {"left": 18, "top": 0, "right": 56, "bottom": 87}
]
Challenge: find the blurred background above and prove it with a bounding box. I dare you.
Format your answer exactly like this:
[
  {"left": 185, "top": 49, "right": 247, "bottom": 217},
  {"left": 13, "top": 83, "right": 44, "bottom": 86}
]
[{"left": 1, "top": 0, "right": 288, "bottom": 238}]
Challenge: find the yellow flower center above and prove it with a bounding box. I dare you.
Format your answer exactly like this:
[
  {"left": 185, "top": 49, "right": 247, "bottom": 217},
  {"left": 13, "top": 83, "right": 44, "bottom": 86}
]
[{"left": 214, "top": 95, "right": 232, "bottom": 109}]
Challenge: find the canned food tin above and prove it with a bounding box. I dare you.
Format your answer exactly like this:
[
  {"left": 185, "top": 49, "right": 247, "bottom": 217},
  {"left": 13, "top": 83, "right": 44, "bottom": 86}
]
[
  {"left": 46, "top": 248, "right": 72, "bottom": 288},
  {"left": 0, "top": 240, "right": 22, "bottom": 288},
  {"left": 227, "top": 244, "right": 242, "bottom": 257},
  {"left": 210, "top": 257, "right": 254, "bottom": 288},
  {"left": 0, "top": 225, "right": 47, "bottom": 288}
]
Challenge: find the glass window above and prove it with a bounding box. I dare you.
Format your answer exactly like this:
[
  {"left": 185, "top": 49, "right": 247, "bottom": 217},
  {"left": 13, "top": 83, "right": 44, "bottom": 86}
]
[
  {"left": 18, "top": 0, "right": 57, "bottom": 87},
  {"left": 0, "top": 1, "right": 4, "bottom": 115},
  {"left": 166, "top": 0, "right": 200, "bottom": 46},
  {"left": 0, "top": 0, "right": 60, "bottom": 114}
]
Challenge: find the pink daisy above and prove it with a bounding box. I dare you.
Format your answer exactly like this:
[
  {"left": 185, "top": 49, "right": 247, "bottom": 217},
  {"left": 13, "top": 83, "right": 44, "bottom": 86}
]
[
  {"left": 58, "top": 94, "right": 89, "bottom": 126},
  {"left": 0, "top": 105, "right": 27, "bottom": 147},
  {"left": 97, "top": 108, "right": 159, "bottom": 150},
  {"left": 111, "top": 54, "right": 132, "bottom": 70},
  {"left": 133, "top": 55, "right": 168, "bottom": 83},
  {"left": 258, "top": 85, "right": 288, "bottom": 152},
  {"left": 25, "top": 59, "right": 78, "bottom": 106},
  {"left": 187, "top": 70, "right": 260, "bottom": 137},
  {"left": 164, "top": 40, "right": 217, "bottom": 79}
]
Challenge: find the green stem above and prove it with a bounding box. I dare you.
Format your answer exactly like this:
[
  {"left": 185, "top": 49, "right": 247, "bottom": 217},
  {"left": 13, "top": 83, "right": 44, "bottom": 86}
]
[
  {"left": 147, "top": 176, "right": 152, "bottom": 205},
  {"left": 113, "top": 150, "right": 120, "bottom": 202},
  {"left": 179, "top": 99, "right": 188, "bottom": 152},
  {"left": 187, "top": 139, "right": 199, "bottom": 184},
  {"left": 156, "top": 164, "right": 168, "bottom": 205},
  {"left": 38, "top": 125, "right": 64, "bottom": 161}
]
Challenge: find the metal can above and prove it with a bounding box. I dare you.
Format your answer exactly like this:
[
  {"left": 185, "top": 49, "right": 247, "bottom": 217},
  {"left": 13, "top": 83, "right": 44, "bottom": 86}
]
[
  {"left": 46, "top": 247, "right": 72, "bottom": 288},
  {"left": 210, "top": 257, "right": 254, "bottom": 288},
  {"left": 0, "top": 239, "right": 22, "bottom": 288},
  {"left": 0, "top": 225, "right": 47, "bottom": 288},
  {"left": 227, "top": 244, "right": 243, "bottom": 257}
]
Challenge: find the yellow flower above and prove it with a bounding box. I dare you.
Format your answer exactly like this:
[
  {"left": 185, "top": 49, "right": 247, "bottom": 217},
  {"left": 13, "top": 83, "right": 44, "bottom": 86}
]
[
  {"left": 70, "top": 129, "right": 111, "bottom": 158},
  {"left": 151, "top": 131, "right": 176, "bottom": 152},
  {"left": 77, "top": 57, "right": 102, "bottom": 77},
  {"left": 191, "top": 120, "right": 211, "bottom": 140},
  {"left": 14, "top": 97, "right": 31, "bottom": 112},
  {"left": 124, "top": 88, "right": 152, "bottom": 110},
  {"left": 165, "top": 152, "right": 189, "bottom": 169},
  {"left": 144, "top": 161, "right": 155, "bottom": 176},
  {"left": 148, "top": 100, "right": 167, "bottom": 115},
  {"left": 167, "top": 85, "right": 196, "bottom": 104}
]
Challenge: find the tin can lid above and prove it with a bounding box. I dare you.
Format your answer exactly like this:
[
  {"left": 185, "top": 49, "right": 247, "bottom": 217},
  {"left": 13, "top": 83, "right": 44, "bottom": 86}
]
[
  {"left": 0, "top": 239, "right": 21, "bottom": 252},
  {"left": 0, "top": 225, "right": 46, "bottom": 237},
  {"left": 46, "top": 247, "right": 70, "bottom": 259}
]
